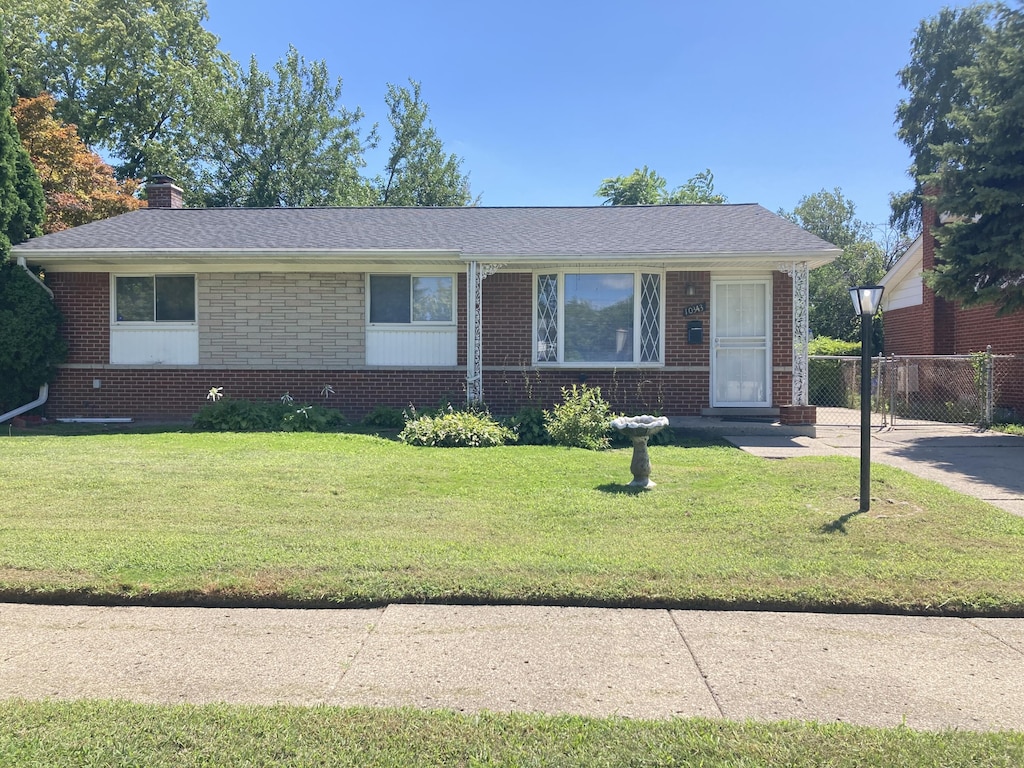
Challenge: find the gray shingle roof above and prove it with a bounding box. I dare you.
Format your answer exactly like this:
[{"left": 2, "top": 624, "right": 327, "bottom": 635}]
[{"left": 13, "top": 204, "right": 839, "bottom": 260}]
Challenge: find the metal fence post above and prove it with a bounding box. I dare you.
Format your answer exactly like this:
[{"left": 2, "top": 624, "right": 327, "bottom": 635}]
[
  {"left": 985, "top": 345, "right": 994, "bottom": 426},
  {"left": 890, "top": 354, "right": 898, "bottom": 428}
]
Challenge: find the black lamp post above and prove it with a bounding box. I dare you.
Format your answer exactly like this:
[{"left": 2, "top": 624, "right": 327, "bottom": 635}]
[{"left": 849, "top": 286, "right": 884, "bottom": 513}]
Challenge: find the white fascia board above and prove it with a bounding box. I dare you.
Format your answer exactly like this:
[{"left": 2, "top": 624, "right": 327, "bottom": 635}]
[
  {"left": 461, "top": 249, "right": 842, "bottom": 271},
  {"left": 16, "top": 248, "right": 465, "bottom": 272}
]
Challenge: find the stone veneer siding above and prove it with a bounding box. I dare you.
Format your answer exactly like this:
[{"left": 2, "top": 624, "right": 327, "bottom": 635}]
[{"left": 199, "top": 272, "right": 364, "bottom": 367}]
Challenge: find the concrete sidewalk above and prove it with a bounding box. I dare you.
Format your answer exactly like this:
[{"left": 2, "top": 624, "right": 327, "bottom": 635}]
[
  {"left": 2, "top": 603, "right": 1023, "bottom": 731},
  {"left": 723, "top": 423, "right": 1024, "bottom": 517}
]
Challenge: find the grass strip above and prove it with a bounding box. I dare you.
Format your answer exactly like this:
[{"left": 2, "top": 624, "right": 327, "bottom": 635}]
[{"left": 1, "top": 700, "right": 1021, "bottom": 767}]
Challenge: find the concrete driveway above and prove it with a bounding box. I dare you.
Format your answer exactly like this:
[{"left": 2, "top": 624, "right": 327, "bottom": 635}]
[{"left": 723, "top": 423, "right": 1024, "bottom": 517}]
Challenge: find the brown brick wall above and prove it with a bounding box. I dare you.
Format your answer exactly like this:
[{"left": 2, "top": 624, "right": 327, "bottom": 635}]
[
  {"left": 47, "top": 366, "right": 715, "bottom": 420},
  {"left": 772, "top": 271, "right": 794, "bottom": 405},
  {"left": 48, "top": 367, "right": 470, "bottom": 421},
  {"left": 953, "top": 303, "right": 1024, "bottom": 355},
  {"left": 481, "top": 272, "right": 533, "bottom": 366},
  {"left": 666, "top": 271, "right": 711, "bottom": 367},
  {"left": 48, "top": 272, "right": 109, "bottom": 364},
  {"left": 882, "top": 305, "right": 931, "bottom": 355}
]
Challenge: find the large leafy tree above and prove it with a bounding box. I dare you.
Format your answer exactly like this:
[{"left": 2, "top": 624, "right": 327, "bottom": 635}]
[
  {"left": 781, "top": 189, "right": 885, "bottom": 343},
  {"left": 923, "top": 4, "right": 1024, "bottom": 315},
  {"left": 3, "top": 2, "right": 475, "bottom": 210},
  {"left": 596, "top": 166, "right": 725, "bottom": 205},
  {"left": 0, "top": 21, "right": 44, "bottom": 254},
  {"left": 0, "top": 0, "right": 233, "bottom": 198},
  {"left": 203, "top": 46, "right": 371, "bottom": 207},
  {"left": 376, "top": 80, "right": 472, "bottom": 206},
  {"left": 892, "top": 4, "right": 998, "bottom": 237},
  {"left": 13, "top": 93, "right": 143, "bottom": 232}
]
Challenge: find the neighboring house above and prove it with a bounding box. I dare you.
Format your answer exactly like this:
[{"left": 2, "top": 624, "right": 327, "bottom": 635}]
[
  {"left": 880, "top": 211, "right": 1024, "bottom": 415},
  {"left": 12, "top": 177, "right": 840, "bottom": 423}
]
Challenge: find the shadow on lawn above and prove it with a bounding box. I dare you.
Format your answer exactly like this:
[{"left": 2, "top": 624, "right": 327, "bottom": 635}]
[
  {"left": 595, "top": 483, "right": 652, "bottom": 496},
  {"left": 820, "top": 509, "right": 866, "bottom": 535}
]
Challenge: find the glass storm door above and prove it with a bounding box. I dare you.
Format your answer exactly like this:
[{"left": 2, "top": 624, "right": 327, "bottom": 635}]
[{"left": 711, "top": 280, "right": 771, "bottom": 407}]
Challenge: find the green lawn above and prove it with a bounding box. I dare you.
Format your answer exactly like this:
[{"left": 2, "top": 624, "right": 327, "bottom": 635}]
[
  {"left": 1, "top": 701, "right": 1022, "bottom": 767},
  {"left": 2, "top": 429, "right": 1023, "bottom": 614}
]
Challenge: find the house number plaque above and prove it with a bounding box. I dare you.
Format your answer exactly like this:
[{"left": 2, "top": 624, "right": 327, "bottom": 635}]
[{"left": 683, "top": 302, "right": 707, "bottom": 316}]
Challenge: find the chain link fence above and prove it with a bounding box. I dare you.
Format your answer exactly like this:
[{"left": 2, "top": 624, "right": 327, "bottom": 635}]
[{"left": 809, "top": 350, "right": 1022, "bottom": 428}]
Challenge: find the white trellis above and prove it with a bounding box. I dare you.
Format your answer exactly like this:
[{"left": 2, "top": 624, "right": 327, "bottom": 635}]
[
  {"left": 779, "top": 261, "right": 810, "bottom": 406},
  {"left": 466, "top": 261, "right": 504, "bottom": 403}
]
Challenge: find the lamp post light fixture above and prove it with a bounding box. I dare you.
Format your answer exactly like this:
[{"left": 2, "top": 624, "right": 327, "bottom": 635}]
[{"left": 849, "top": 285, "right": 884, "bottom": 513}]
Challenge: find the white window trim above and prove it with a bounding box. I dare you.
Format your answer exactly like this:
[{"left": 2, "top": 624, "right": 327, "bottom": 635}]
[
  {"left": 110, "top": 273, "right": 198, "bottom": 325},
  {"left": 366, "top": 273, "right": 458, "bottom": 328},
  {"left": 532, "top": 269, "right": 665, "bottom": 367}
]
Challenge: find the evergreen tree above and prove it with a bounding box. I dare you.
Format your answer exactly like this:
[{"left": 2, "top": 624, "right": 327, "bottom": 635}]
[
  {"left": 0, "top": 26, "right": 63, "bottom": 414},
  {"left": 0, "top": 20, "right": 44, "bottom": 255},
  {"left": 925, "top": 4, "right": 1024, "bottom": 315},
  {"left": 893, "top": 4, "right": 996, "bottom": 237}
]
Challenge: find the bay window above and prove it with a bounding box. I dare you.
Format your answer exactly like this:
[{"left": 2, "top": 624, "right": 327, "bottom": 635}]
[{"left": 534, "top": 271, "right": 663, "bottom": 365}]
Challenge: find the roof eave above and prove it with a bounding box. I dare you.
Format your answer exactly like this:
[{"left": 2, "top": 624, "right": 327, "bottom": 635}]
[
  {"left": 462, "top": 249, "right": 842, "bottom": 270},
  {"left": 14, "top": 248, "right": 465, "bottom": 272},
  {"left": 16, "top": 247, "right": 842, "bottom": 272}
]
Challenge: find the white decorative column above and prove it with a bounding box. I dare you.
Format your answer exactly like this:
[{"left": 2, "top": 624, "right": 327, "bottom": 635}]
[
  {"left": 779, "top": 262, "right": 810, "bottom": 406},
  {"left": 466, "top": 261, "right": 503, "bottom": 404}
]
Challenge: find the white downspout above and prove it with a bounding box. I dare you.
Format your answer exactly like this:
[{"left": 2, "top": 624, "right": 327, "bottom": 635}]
[
  {"left": 1, "top": 383, "right": 48, "bottom": 423},
  {"left": 16, "top": 256, "right": 53, "bottom": 297},
  {"left": 1, "top": 258, "right": 55, "bottom": 422}
]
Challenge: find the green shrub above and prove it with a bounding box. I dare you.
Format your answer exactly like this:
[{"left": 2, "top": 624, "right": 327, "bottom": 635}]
[
  {"left": 399, "top": 406, "right": 513, "bottom": 447},
  {"left": 808, "top": 336, "right": 860, "bottom": 356},
  {"left": 193, "top": 397, "right": 346, "bottom": 432},
  {"left": 361, "top": 405, "right": 407, "bottom": 430},
  {"left": 808, "top": 336, "right": 861, "bottom": 408},
  {"left": 544, "top": 384, "right": 617, "bottom": 450},
  {"left": 508, "top": 406, "right": 551, "bottom": 445},
  {"left": 278, "top": 403, "right": 347, "bottom": 432}
]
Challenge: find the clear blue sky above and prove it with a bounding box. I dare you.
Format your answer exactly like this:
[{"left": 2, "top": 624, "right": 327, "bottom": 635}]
[{"left": 204, "top": 0, "right": 952, "bottom": 232}]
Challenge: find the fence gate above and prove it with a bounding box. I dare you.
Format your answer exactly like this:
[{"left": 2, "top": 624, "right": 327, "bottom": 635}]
[{"left": 809, "top": 350, "right": 1021, "bottom": 428}]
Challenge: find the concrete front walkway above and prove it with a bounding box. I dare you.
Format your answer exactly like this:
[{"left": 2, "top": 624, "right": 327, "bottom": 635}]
[
  {"left": 2, "top": 603, "right": 1023, "bottom": 731},
  {"left": 723, "top": 423, "right": 1024, "bottom": 517}
]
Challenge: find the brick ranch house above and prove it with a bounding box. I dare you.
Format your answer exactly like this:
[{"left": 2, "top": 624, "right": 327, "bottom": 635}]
[
  {"left": 880, "top": 210, "right": 1024, "bottom": 416},
  {"left": 11, "top": 177, "right": 841, "bottom": 424}
]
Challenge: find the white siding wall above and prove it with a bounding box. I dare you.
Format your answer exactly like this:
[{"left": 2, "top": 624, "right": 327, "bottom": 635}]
[
  {"left": 110, "top": 325, "right": 199, "bottom": 364},
  {"left": 885, "top": 273, "right": 923, "bottom": 311},
  {"left": 365, "top": 327, "right": 458, "bottom": 366}
]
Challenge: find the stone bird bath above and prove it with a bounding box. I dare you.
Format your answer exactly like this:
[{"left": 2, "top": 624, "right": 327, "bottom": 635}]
[{"left": 610, "top": 415, "right": 669, "bottom": 489}]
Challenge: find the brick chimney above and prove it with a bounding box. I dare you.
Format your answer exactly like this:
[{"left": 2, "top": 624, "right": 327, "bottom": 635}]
[{"left": 145, "top": 175, "right": 184, "bottom": 209}]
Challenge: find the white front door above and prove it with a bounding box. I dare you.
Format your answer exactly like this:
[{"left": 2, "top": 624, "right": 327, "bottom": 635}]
[{"left": 711, "top": 279, "right": 771, "bottom": 407}]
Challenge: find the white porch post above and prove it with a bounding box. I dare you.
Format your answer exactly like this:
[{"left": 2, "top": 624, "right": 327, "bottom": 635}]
[
  {"left": 779, "top": 262, "right": 810, "bottom": 406},
  {"left": 466, "top": 261, "right": 503, "bottom": 404}
]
